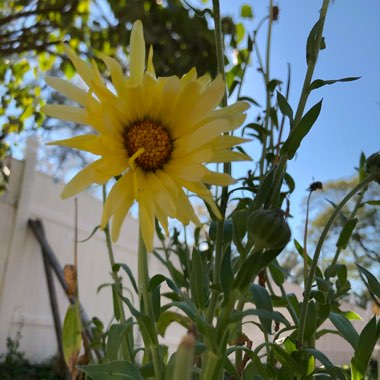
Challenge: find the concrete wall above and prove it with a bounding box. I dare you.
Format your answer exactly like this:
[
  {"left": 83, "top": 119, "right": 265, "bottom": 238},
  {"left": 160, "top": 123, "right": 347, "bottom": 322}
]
[{"left": 0, "top": 136, "right": 378, "bottom": 371}]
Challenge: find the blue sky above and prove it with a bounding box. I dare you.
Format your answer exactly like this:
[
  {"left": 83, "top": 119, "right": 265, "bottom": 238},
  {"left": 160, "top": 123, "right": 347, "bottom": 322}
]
[{"left": 219, "top": 0, "right": 380, "bottom": 237}]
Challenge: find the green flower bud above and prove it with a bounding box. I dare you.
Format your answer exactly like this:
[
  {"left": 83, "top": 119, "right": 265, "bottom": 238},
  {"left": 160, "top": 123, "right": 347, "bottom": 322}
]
[
  {"left": 248, "top": 209, "right": 291, "bottom": 251},
  {"left": 366, "top": 151, "right": 380, "bottom": 184}
]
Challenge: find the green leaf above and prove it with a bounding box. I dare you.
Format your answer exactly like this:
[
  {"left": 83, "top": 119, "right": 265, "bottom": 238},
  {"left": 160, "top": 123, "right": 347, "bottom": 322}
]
[
  {"left": 351, "top": 317, "right": 380, "bottom": 380},
  {"left": 281, "top": 100, "right": 323, "bottom": 160},
  {"left": 106, "top": 321, "right": 134, "bottom": 361},
  {"left": 231, "top": 308, "right": 289, "bottom": 328},
  {"left": 303, "top": 301, "right": 318, "bottom": 341},
  {"left": 157, "top": 311, "right": 189, "bottom": 337},
  {"left": 309, "top": 77, "right": 361, "bottom": 91},
  {"left": 277, "top": 91, "right": 293, "bottom": 122},
  {"left": 112, "top": 284, "right": 121, "bottom": 321},
  {"left": 62, "top": 304, "right": 82, "bottom": 371},
  {"left": 241, "top": 4, "right": 254, "bottom": 19},
  {"left": 329, "top": 312, "right": 359, "bottom": 349},
  {"left": 232, "top": 209, "right": 248, "bottom": 255},
  {"left": 271, "top": 345, "right": 304, "bottom": 376},
  {"left": 268, "top": 259, "right": 285, "bottom": 286},
  {"left": 336, "top": 218, "right": 358, "bottom": 249},
  {"left": 303, "top": 348, "right": 346, "bottom": 379},
  {"left": 364, "top": 200, "right": 380, "bottom": 206},
  {"left": 77, "top": 225, "right": 100, "bottom": 242},
  {"left": 78, "top": 360, "right": 144, "bottom": 380},
  {"left": 190, "top": 249, "right": 208, "bottom": 309},
  {"left": 113, "top": 263, "right": 138, "bottom": 294},
  {"left": 249, "top": 284, "right": 274, "bottom": 334},
  {"left": 220, "top": 248, "right": 234, "bottom": 300},
  {"left": 306, "top": 20, "right": 321, "bottom": 64},
  {"left": 356, "top": 263, "right": 380, "bottom": 299},
  {"left": 121, "top": 297, "right": 158, "bottom": 346}
]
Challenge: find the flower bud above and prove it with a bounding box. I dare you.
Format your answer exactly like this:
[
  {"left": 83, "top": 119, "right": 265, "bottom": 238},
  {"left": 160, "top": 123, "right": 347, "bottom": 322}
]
[
  {"left": 366, "top": 151, "right": 380, "bottom": 184},
  {"left": 248, "top": 209, "right": 291, "bottom": 250}
]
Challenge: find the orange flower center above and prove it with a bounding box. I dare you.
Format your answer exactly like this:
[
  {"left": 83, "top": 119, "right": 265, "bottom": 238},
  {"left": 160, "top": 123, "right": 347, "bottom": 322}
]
[{"left": 124, "top": 119, "right": 173, "bottom": 171}]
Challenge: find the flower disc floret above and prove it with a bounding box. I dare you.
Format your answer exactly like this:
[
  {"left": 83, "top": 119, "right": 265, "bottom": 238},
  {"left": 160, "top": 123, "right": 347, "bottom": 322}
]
[{"left": 124, "top": 119, "right": 173, "bottom": 171}]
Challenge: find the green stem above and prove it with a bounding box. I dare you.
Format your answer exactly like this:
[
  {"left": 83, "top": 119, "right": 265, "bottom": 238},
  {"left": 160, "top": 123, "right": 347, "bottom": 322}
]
[
  {"left": 328, "top": 182, "right": 368, "bottom": 271},
  {"left": 207, "top": 0, "right": 229, "bottom": 325},
  {"left": 102, "top": 186, "right": 126, "bottom": 323},
  {"left": 303, "top": 191, "right": 313, "bottom": 287},
  {"left": 297, "top": 174, "right": 376, "bottom": 346},
  {"left": 137, "top": 232, "right": 164, "bottom": 380},
  {"left": 259, "top": 0, "right": 273, "bottom": 179}
]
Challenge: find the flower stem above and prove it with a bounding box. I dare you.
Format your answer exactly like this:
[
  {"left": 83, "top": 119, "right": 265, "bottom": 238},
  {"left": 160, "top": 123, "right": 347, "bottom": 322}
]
[
  {"left": 102, "top": 186, "right": 126, "bottom": 323},
  {"left": 207, "top": 0, "right": 229, "bottom": 325},
  {"left": 296, "top": 174, "right": 376, "bottom": 347},
  {"left": 137, "top": 231, "right": 164, "bottom": 380}
]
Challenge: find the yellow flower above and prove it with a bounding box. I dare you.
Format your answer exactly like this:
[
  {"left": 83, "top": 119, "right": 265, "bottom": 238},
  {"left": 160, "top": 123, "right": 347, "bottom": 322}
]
[{"left": 43, "top": 20, "right": 250, "bottom": 251}]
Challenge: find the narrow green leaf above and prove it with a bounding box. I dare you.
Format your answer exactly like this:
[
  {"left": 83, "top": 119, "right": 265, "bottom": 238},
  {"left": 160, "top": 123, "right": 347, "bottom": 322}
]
[
  {"left": 112, "top": 284, "right": 121, "bottom": 321},
  {"left": 77, "top": 225, "right": 100, "bottom": 242},
  {"left": 62, "top": 304, "right": 82, "bottom": 371},
  {"left": 232, "top": 209, "right": 248, "bottom": 256},
  {"left": 106, "top": 321, "right": 134, "bottom": 361},
  {"left": 271, "top": 345, "right": 304, "bottom": 376},
  {"left": 230, "top": 308, "right": 289, "bottom": 327},
  {"left": 336, "top": 218, "right": 358, "bottom": 249},
  {"left": 220, "top": 248, "right": 234, "bottom": 299},
  {"left": 113, "top": 263, "right": 138, "bottom": 294},
  {"left": 351, "top": 317, "right": 380, "bottom": 379},
  {"left": 79, "top": 360, "right": 144, "bottom": 380},
  {"left": 306, "top": 20, "right": 321, "bottom": 64},
  {"left": 277, "top": 91, "right": 293, "bottom": 122},
  {"left": 329, "top": 312, "right": 359, "bottom": 349},
  {"left": 356, "top": 263, "right": 380, "bottom": 298},
  {"left": 250, "top": 284, "right": 274, "bottom": 334},
  {"left": 190, "top": 249, "right": 207, "bottom": 309},
  {"left": 309, "top": 76, "right": 361, "bottom": 91},
  {"left": 157, "top": 311, "right": 189, "bottom": 337},
  {"left": 281, "top": 100, "right": 323, "bottom": 160}
]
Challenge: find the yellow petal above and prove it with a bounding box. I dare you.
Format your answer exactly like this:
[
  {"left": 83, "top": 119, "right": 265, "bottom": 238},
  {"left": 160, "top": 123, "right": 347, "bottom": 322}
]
[
  {"left": 176, "top": 187, "right": 201, "bottom": 226},
  {"left": 102, "top": 171, "right": 133, "bottom": 228},
  {"left": 165, "top": 160, "right": 206, "bottom": 182},
  {"left": 100, "top": 54, "right": 126, "bottom": 95},
  {"left": 47, "top": 135, "right": 106, "bottom": 155},
  {"left": 210, "top": 150, "right": 251, "bottom": 163},
  {"left": 139, "top": 192, "right": 155, "bottom": 252},
  {"left": 202, "top": 170, "right": 235, "bottom": 186},
  {"left": 63, "top": 45, "right": 95, "bottom": 88},
  {"left": 211, "top": 135, "right": 250, "bottom": 150},
  {"left": 45, "top": 77, "right": 87, "bottom": 106},
  {"left": 61, "top": 161, "right": 99, "bottom": 198},
  {"left": 42, "top": 104, "right": 88, "bottom": 124},
  {"left": 129, "top": 20, "right": 145, "bottom": 84},
  {"left": 147, "top": 45, "right": 156, "bottom": 76},
  {"left": 110, "top": 184, "right": 135, "bottom": 241},
  {"left": 175, "top": 119, "right": 230, "bottom": 155}
]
